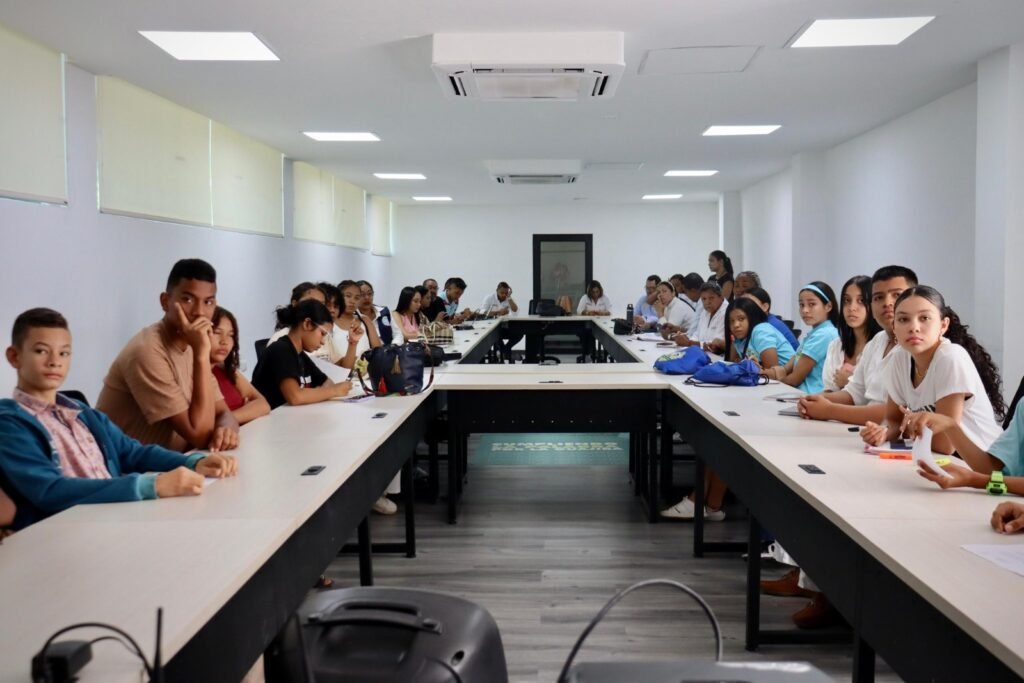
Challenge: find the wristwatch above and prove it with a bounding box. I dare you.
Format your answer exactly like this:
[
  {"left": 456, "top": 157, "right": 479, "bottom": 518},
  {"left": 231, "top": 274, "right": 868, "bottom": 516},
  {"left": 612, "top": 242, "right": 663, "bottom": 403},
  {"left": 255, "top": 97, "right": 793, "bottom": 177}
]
[{"left": 987, "top": 471, "right": 1007, "bottom": 496}]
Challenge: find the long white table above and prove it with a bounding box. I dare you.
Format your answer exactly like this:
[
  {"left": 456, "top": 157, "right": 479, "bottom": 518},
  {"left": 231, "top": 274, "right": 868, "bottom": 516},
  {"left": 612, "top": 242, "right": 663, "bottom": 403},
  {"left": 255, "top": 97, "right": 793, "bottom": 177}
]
[{"left": 2, "top": 316, "right": 1021, "bottom": 682}]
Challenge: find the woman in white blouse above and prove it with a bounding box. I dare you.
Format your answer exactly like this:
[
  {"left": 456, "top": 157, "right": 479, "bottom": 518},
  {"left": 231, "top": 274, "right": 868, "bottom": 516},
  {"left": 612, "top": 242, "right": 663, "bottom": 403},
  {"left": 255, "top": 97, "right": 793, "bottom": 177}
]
[
  {"left": 575, "top": 280, "right": 611, "bottom": 362},
  {"left": 577, "top": 280, "right": 612, "bottom": 316}
]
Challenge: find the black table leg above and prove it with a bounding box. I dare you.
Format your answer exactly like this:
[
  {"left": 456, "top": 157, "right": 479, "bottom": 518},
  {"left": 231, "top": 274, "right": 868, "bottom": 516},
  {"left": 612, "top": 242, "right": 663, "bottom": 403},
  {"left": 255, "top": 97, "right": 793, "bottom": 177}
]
[
  {"left": 746, "top": 515, "right": 762, "bottom": 651},
  {"left": 403, "top": 457, "right": 416, "bottom": 558},
  {"left": 358, "top": 517, "right": 373, "bottom": 586}
]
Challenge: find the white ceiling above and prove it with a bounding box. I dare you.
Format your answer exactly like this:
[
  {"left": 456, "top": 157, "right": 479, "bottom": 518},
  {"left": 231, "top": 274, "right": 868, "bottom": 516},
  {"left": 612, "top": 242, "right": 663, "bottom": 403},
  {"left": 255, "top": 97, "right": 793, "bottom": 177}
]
[{"left": 2, "top": 0, "right": 1023, "bottom": 206}]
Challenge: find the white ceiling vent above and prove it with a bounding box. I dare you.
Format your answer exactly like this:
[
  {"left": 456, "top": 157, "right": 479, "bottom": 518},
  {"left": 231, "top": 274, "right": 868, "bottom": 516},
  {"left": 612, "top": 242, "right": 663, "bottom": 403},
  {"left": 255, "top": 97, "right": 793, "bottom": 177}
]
[
  {"left": 432, "top": 32, "right": 624, "bottom": 101},
  {"left": 495, "top": 174, "right": 578, "bottom": 185},
  {"left": 486, "top": 160, "right": 583, "bottom": 185}
]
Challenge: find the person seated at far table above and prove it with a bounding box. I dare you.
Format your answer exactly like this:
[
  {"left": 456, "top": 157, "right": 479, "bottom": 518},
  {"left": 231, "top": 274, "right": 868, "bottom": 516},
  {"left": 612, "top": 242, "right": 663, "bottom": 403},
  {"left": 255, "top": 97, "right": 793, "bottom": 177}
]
[
  {"left": 357, "top": 280, "right": 395, "bottom": 345},
  {"left": 0, "top": 308, "right": 238, "bottom": 530},
  {"left": 741, "top": 286, "right": 800, "bottom": 350},
  {"left": 651, "top": 281, "right": 688, "bottom": 331},
  {"left": 670, "top": 281, "right": 727, "bottom": 353},
  {"left": 478, "top": 282, "right": 523, "bottom": 359},
  {"left": 439, "top": 277, "right": 473, "bottom": 324},
  {"left": 762, "top": 282, "right": 840, "bottom": 393},
  {"left": 796, "top": 266, "right": 916, "bottom": 425},
  {"left": 209, "top": 306, "right": 271, "bottom": 425},
  {"left": 251, "top": 300, "right": 353, "bottom": 410},
  {"left": 907, "top": 402, "right": 1024, "bottom": 496},
  {"left": 96, "top": 258, "right": 239, "bottom": 453},
  {"left": 631, "top": 275, "right": 661, "bottom": 331},
  {"left": 733, "top": 270, "right": 761, "bottom": 299},
  {"left": 267, "top": 281, "right": 328, "bottom": 346}
]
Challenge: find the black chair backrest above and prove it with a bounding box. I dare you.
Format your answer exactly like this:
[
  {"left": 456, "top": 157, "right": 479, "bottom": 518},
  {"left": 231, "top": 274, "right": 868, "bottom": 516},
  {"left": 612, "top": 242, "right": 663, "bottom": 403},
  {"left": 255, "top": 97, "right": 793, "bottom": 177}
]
[
  {"left": 58, "top": 390, "right": 89, "bottom": 406},
  {"left": 1005, "top": 375, "right": 1024, "bottom": 430},
  {"left": 528, "top": 299, "right": 555, "bottom": 315},
  {"left": 255, "top": 338, "right": 270, "bottom": 359}
]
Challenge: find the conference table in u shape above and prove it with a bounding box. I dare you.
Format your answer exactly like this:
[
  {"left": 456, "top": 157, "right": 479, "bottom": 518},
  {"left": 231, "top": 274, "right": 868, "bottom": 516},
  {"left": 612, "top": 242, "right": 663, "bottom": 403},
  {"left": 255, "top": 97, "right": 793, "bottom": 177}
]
[{"left": 0, "top": 315, "right": 1022, "bottom": 683}]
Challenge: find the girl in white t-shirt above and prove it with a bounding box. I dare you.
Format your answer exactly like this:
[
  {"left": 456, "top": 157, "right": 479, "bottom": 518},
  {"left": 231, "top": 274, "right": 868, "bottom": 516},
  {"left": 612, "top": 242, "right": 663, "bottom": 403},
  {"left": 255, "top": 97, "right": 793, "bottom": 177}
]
[
  {"left": 862, "top": 286, "right": 1006, "bottom": 454},
  {"left": 822, "top": 275, "right": 881, "bottom": 392}
]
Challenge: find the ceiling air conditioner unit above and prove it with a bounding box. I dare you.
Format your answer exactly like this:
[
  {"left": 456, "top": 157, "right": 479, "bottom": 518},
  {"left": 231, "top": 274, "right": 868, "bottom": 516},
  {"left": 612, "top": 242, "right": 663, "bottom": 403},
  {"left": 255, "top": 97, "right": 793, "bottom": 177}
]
[
  {"left": 432, "top": 32, "right": 624, "bottom": 101},
  {"left": 494, "top": 174, "right": 578, "bottom": 185}
]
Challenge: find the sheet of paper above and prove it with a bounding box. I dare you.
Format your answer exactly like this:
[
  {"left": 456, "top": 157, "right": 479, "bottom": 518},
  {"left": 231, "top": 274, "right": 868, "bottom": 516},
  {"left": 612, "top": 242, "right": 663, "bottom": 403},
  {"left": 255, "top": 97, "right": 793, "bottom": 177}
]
[
  {"left": 203, "top": 477, "right": 217, "bottom": 487},
  {"left": 962, "top": 544, "right": 1024, "bottom": 578},
  {"left": 636, "top": 332, "right": 666, "bottom": 342},
  {"left": 310, "top": 355, "right": 352, "bottom": 384},
  {"left": 913, "top": 426, "right": 952, "bottom": 477}
]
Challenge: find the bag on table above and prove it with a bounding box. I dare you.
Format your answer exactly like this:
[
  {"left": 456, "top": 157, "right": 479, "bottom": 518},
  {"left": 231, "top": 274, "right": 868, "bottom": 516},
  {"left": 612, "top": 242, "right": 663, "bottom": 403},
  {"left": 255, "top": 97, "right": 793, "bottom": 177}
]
[
  {"left": 686, "top": 358, "right": 768, "bottom": 387},
  {"left": 653, "top": 346, "right": 710, "bottom": 375},
  {"left": 421, "top": 320, "right": 454, "bottom": 346},
  {"left": 358, "top": 342, "right": 436, "bottom": 396}
]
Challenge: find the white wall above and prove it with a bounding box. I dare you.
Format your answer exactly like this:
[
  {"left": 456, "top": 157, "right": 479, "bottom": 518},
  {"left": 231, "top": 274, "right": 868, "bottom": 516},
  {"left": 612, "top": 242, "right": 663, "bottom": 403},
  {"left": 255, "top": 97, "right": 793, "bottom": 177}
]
[
  {"left": 740, "top": 169, "right": 793, "bottom": 318},
  {"left": 826, "top": 84, "right": 978, "bottom": 315},
  {"left": 739, "top": 84, "right": 977, "bottom": 323},
  {"left": 0, "top": 64, "right": 391, "bottom": 401},
  {"left": 390, "top": 202, "right": 720, "bottom": 316}
]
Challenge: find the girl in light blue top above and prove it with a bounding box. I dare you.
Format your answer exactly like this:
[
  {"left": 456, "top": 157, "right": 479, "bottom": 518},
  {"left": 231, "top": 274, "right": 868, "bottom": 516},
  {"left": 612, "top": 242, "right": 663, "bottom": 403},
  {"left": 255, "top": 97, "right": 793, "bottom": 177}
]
[
  {"left": 764, "top": 281, "right": 840, "bottom": 394},
  {"left": 726, "top": 297, "right": 795, "bottom": 367}
]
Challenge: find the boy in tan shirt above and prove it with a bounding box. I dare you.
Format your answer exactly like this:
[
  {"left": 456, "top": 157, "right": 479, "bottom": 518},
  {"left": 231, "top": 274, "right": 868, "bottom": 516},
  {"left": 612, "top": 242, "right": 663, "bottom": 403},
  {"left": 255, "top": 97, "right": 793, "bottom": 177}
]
[{"left": 97, "top": 259, "right": 240, "bottom": 452}]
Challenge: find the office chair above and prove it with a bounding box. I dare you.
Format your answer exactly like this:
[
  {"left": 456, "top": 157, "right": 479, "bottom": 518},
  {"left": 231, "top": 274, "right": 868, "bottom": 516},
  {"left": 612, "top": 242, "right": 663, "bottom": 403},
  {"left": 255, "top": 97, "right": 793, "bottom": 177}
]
[
  {"left": 527, "top": 299, "right": 561, "bottom": 365},
  {"left": 255, "top": 338, "right": 270, "bottom": 359}
]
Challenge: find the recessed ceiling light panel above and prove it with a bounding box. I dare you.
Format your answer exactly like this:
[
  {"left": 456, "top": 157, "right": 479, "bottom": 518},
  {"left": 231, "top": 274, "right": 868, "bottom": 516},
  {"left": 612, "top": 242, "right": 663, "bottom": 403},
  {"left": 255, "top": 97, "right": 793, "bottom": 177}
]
[
  {"left": 664, "top": 170, "right": 718, "bottom": 177},
  {"left": 790, "top": 17, "right": 935, "bottom": 48},
  {"left": 703, "top": 125, "right": 780, "bottom": 136},
  {"left": 642, "top": 194, "right": 683, "bottom": 200},
  {"left": 303, "top": 132, "right": 380, "bottom": 142},
  {"left": 374, "top": 173, "right": 426, "bottom": 180},
  {"left": 413, "top": 196, "right": 452, "bottom": 201},
  {"left": 139, "top": 31, "right": 279, "bottom": 61}
]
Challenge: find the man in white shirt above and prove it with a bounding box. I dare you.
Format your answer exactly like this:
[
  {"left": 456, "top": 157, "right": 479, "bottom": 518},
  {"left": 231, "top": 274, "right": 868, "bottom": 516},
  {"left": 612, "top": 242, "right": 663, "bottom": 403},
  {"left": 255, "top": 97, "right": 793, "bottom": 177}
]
[
  {"left": 632, "top": 275, "right": 661, "bottom": 330},
  {"left": 479, "top": 282, "right": 522, "bottom": 360},
  {"left": 478, "top": 281, "right": 518, "bottom": 318},
  {"left": 797, "top": 265, "right": 918, "bottom": 425},
  {"left": 671, "top": 281, "right": 726, "bottom": 352},
  {"left": 673, "top": 273, "right": 704, "bottom": 334}
]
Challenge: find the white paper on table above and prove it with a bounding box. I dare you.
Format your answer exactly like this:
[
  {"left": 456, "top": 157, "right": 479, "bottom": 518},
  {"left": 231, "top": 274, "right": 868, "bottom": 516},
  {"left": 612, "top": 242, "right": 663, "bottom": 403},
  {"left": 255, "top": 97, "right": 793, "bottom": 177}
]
[
  {"left": 310, "top": 355, "right": 352, "bottom": 384},
  {"left": 203, "top": 477, "right": 217, "bottom": 487},
  {"left": 962, "top": 544, "right": 1024, "bottom": 578},
  {"left": 913, "top": 426, "right": 952, "bottom": 477},
  {"left": 636, "top": 332, "right": 666, "bottom": 342}
]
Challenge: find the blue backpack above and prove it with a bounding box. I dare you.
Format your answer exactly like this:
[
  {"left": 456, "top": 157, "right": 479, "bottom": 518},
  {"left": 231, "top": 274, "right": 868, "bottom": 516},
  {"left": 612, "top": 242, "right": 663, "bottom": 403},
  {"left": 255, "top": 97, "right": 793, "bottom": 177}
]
[
  {"left": 686, "top": 359, "right": 768, "bottom": 387},
  {"left": 653, "top": 346, "right": 710, "bottom": 375}
]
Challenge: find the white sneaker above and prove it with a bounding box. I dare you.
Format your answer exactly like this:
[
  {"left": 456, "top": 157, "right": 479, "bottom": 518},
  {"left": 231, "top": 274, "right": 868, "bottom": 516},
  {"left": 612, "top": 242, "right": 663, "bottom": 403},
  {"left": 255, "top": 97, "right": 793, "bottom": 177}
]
[
  {"left": 660, "top": 497, "right": 697, "bottom": 519},
  {"left": 704, "top": 507, "right": 727, "bottom": 522},
  {"left": 372, "top": 496, "right": 397, "bottom": 515},
  {"left": 660, "top": 497, "right": 726, "bottom": 521}
]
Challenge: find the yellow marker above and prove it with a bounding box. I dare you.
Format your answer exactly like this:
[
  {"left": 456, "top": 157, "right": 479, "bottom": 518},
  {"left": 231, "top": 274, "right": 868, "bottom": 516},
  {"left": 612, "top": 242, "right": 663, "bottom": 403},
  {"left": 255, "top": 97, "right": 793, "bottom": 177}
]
[{"left": 933, "top": 458, "right": 951, "bottom": 466}]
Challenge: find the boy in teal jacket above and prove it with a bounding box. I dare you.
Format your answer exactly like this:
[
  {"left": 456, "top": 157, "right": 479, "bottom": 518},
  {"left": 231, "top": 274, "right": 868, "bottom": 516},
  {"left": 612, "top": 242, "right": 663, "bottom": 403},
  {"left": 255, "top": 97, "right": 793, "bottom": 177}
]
[{"left": 0, "top": 308, "right": 237, "bottom": 530}]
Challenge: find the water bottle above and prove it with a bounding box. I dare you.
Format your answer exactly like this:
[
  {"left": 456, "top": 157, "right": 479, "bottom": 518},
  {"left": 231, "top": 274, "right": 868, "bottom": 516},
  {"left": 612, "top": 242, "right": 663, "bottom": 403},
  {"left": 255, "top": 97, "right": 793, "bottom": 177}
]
[{"left": 625, "top": 304, "right": 634, "bottom": 327}]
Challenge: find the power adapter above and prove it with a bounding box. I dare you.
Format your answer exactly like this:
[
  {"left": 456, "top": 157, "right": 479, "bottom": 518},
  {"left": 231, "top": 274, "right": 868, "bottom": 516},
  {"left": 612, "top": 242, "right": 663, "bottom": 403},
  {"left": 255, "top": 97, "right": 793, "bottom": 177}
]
[{"left": 31, "top": 640, "right": 92, "bottom": 683}]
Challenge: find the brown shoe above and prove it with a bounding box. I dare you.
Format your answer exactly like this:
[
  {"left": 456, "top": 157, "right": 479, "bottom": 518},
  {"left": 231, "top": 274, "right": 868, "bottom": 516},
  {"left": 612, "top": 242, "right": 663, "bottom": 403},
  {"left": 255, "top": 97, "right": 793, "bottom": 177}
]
[
  {"left": 792, "top": 593, "right": 841, "bottom": 629},
  {"left": 760, "top": 568, "right": 815, "bottom": 598}
]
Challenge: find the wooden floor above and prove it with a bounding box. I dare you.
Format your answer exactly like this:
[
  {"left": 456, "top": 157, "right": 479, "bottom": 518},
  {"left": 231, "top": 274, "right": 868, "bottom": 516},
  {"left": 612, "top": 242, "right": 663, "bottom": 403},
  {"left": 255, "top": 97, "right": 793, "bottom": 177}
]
[{"left": 328, "top": 453, "right": 902, "bottom": 682}]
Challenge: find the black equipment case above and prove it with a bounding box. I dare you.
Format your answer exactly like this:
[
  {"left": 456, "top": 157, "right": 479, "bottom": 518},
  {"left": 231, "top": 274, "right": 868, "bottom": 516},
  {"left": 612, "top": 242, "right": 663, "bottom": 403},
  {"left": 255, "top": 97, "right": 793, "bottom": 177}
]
[{"left": 265, "top": 586, "right": 508, "bottom": 683}]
